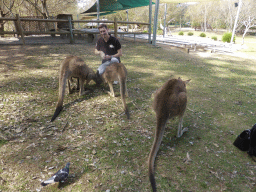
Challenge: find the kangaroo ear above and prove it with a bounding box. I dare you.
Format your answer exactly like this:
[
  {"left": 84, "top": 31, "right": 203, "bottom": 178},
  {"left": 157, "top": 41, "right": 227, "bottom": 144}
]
[{"left": 185, "top": 79, "right": 191, "bottom": 84}]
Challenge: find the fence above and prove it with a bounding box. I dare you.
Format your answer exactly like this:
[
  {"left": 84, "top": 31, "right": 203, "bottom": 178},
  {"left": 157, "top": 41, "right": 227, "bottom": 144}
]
[{"left": 0, "top": 14, "right": 151, "bottom": 45}]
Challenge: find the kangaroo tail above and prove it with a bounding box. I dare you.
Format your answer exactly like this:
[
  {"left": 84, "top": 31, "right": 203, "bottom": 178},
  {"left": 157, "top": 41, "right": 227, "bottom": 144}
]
[
  {"left": 148, "top": 119, "right": 166, "bottom": 192},
  {"left": 119, "top": 74, "right": 130, "bottom": 119},
  {"left": 51, "top": 72, "right": 68, "bottom": 122},
  {"left": 51, "top": 105, "right": 63, "bottom": 122}
]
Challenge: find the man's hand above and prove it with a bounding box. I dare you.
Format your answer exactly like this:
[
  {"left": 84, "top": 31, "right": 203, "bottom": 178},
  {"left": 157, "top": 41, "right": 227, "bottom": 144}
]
[
  {"left": 95, "top": 49, "right": 106, "bottom": 59},
  {"left": 105, "top": 55, "right": 112, "bottom": 60},
  {"left": 99, "top": 51, "right": 105, "bottom": 59}
]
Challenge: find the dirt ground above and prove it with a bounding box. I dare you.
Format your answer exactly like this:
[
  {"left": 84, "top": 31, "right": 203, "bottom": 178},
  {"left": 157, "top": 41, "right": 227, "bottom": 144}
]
[{"left": 0, "top": 35, "right": 92, "bottom": 45}]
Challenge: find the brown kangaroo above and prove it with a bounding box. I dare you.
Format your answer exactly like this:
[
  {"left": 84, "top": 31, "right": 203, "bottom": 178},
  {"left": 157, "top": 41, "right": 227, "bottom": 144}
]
[
  {"left": 51, "top": 56, "right": 96, "bottom": 122},
  {"left": 148, "top": 77, "right": 190, "bottom": 192},
  {"left": 102, "top": 62, "right": 130, "bottom": 119}
]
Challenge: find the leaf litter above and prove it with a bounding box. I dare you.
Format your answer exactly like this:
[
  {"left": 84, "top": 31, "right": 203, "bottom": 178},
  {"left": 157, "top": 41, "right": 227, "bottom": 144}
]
[{"left": 0, "top": 41, "right": 256, "bottom": 191}]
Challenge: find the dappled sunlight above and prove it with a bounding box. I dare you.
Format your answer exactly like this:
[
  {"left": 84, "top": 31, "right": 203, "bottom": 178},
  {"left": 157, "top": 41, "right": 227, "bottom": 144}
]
[
  {"left": 247, "top": 65, "right": 256, "bottom": 72},
  {"left": 211, "top": 66, "right": 238, "bottom": 78},
  {"left": 1, "top": 40, "right": 256, "bottom": 191},
  {"left": 208, "top": 60, "right": 256, "bottom": 80},
  {"left": 49, "top": 53, "right": 63, "bottom": 57}
]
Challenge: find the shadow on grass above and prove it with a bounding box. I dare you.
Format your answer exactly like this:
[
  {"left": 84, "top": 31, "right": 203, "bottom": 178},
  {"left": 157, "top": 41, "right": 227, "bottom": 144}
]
[{"left": 1, "top": 41, "right": 256, "bottom": 191}]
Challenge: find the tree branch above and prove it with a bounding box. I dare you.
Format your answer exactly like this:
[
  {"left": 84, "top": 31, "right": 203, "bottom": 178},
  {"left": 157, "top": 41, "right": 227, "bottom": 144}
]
[{"left": 24, "top": 0, "right": 46, "bottom": 18}]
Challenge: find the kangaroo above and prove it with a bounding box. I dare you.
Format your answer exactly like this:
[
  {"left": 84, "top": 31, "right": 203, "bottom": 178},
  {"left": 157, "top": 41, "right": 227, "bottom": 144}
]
[
  {"left": 101, "top": 62, "right": 130, "bottom": 119},
  {"left": 51, "top": 56, "right": 96, "bottom": 122},
  {"left": 148, "top": 77, "right": 190, "bottom": 192}
]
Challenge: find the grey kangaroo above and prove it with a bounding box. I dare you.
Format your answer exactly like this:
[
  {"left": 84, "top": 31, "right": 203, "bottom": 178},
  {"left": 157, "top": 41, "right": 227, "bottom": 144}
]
[
  {"left": 148, "top": 77, "right": 190, "bottom": 192},
  {"left": 102, "top": 62, "right": 130, "bottom": 119},
  {"left": 51, "top": 56, "right": 96, "bottom": 122}
]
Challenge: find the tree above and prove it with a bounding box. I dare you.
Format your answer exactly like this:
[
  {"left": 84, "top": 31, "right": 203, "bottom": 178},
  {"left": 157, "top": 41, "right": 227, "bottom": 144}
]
[
  {"left": 186, "top": 2, "right": 205, "bottom": 31},
  {"left": 0, "top": 0, "right": 15, "bottom": 36},
  {"left": 186, "top": 0, "right": 240, "bottom": 31},
  {"left": 0, "top": 0, "right": 79, "bottom": 18},
  {"left": 235, "top": 0, "right": 256, "bottom": 44},
  {"left": 0, "top": 0, "right": 80, "bottom": 34},
  {"left": 241, "top": 16, "right": 256, "bottom": 44}
]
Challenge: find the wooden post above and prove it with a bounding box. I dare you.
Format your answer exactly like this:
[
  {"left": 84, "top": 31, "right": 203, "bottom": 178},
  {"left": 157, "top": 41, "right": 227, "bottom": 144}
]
[
  {"left": 0, "top": 11, "right": 6, "bottom": 38},
  {"left": 114, "top": 17, "right": 117, "bottom": 38},
  {"left": 16, "top": 14, "right": 25, "bottom": 45},
  {"left": 68, "top": 16, "right": 74, "bottom": 44}
]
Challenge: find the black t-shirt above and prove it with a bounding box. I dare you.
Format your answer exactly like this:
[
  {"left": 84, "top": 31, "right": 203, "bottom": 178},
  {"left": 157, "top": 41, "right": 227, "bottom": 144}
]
[{"left": 96, "top": 35, "right": 121, "bottom": 63}]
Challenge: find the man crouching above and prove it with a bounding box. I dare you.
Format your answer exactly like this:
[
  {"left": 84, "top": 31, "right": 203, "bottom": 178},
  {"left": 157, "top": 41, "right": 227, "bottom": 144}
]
[{"left": 94, "top": 24, "right": 122, "bottom": 84}]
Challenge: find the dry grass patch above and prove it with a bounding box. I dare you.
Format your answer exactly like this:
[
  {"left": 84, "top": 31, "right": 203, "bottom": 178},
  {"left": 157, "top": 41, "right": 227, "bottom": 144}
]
[{"left": 0, "top": 40, "right": 256, "bottom": 191}]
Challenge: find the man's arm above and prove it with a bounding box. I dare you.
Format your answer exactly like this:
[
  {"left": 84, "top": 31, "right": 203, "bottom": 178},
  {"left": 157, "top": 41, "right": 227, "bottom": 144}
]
[
  {"left": 94, "top": 49, "right": 100, "bottom": 55},
  {"left": 95, "top": 49, "right": 105, "bottom": 59},
  {"left": 105, "top": 49, "right": 122, "bottom": 60},
  {"left": 113, "top": 49, "right": 122, "bottom": 58}
]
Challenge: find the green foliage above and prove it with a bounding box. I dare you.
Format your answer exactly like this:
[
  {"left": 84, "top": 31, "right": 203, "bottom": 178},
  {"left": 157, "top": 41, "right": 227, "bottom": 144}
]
[
  {"left": 191, "top": 21, "right": 201, "bottom": 29},
  {"left": 187, "top": 32, "right": 193, "bottom": 36},
  {"left": 178, "top": 31, "right": 184, "bottom": 36},
  {"left": 0, "top": 140, "right": 8, "bottom": 148},
  {"left": 222, "top": 32, "right": 235, "bottom": 43},
  {"left": 157, "top": 30, "right": 163, "bottom": 35},
  {"left": 143, "top": 30, "right": 148, "bottom": 33},
  {"left": 219, "top": 22, "right": 228, "bottom": 29},
  {"left": 199, "top": 33, "right": 206, "bottom": 37},
  {"left": 211, "top": 36, "right": 217, "bottom": 41}
]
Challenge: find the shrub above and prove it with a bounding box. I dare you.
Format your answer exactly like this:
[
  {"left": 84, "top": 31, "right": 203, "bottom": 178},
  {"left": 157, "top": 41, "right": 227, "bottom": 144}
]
[
  {"left": 178, "top": 31, "right": 184, "bottom": 36},
  {"left": 191, "top": 22, "right": 201, "bottom": 30},
  {"left": 157, "top": 30, "right": 163, "bottom": 35},
  {"left": 200, "top": 33, "right": 206, "bottom": 37},
  {"left": 222, "top": 32, "right": 235, "bottom": 43},
  {"left": 211, "top": 36, "right": 217, "bottom": 41},
  {"left": 187, "top": 32, "right": 194, "bottom": 36}
]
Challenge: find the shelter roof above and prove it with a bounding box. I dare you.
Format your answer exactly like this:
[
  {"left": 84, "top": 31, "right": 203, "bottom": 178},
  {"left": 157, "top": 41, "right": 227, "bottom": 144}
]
[
  {"left": 81, "top": 0, "right": 154, "bottom": 15},
  {"left": 161, "top": 0, "right": 220, "bottom": 3},
  {"left": 81, "top": 0, "right": 220, "bottom": 16}
]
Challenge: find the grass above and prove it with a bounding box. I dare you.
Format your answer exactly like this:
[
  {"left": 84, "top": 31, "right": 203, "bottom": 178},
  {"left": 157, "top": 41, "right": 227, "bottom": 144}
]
[
  {"left": 172, "top": 29, "right": 227, "bottom": 40},
  {"left": 172, "top": 29, "right": 256, "bottom": 46},
  {"left": 0, "top": 36, "right": 256, "bottom": 191},
  {"left": 237, "top": 36, "right": 256, "bottom": 58}
]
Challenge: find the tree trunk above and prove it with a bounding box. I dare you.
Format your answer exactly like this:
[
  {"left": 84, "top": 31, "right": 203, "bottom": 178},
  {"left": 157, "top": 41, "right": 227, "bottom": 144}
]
[
  {"left": 41, "top": 0, "right": 50, "bottom": 18},
  {"left": 242, "top": 27, "right": 249, "bottom": 45},
  {"left": 0, "top": 11, "right": 6, "bottom": 37},
  {"left": 204, "top": 4, "right": 207, "bottom": 32}
]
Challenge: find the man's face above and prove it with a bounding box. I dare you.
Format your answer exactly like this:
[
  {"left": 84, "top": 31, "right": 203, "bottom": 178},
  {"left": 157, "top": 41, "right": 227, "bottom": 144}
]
[{"left": 99, "top": 27, "right": 108, "bottom": 38}]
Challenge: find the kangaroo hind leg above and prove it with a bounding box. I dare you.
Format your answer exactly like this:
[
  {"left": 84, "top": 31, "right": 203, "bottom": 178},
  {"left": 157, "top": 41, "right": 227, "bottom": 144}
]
[
  {"left": 107, "top": 81, "right": 115, "bottom": 97},
  {"left": 177, "top": 115, "right": 188, "bottom": 138}
]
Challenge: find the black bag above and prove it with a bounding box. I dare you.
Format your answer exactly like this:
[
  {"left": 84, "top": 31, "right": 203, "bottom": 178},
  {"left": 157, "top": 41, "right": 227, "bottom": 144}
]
[
  {"left": 233, "top": 129, "right": 251, "bottom": 151},
  {"left": 248, "top": 124, "right": 256, "bottom": 156},
  {"left": 233, "top": 124, "right": 256, "bottom": 159}
]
